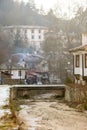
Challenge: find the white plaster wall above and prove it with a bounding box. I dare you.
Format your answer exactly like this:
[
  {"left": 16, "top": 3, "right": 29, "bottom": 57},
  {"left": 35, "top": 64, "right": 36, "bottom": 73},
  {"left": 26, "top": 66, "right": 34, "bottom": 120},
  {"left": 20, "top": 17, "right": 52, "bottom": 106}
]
[
  {"left": 27, "top": 29, "right": 31, "bottom": 40},
  {"left": 29, "top": 29, "right": 44, "bottom": 42},
  {"left": 74, "top": 68, "right": 81, "bottom": 75},
  {"left": 3, "top": 26, "right": 47, "bottom": 50},
  {"left": 84, "top": 68, "right": 87, "bottom": 76},
  {"left": 11, "top": 70, "right": 25, "bottom": 79},
  {"left": 26, "top": 28, "right": 45, "bottom": 49},
  {"left": 82, "top": 33, "right": 87, "bottom": 45}
]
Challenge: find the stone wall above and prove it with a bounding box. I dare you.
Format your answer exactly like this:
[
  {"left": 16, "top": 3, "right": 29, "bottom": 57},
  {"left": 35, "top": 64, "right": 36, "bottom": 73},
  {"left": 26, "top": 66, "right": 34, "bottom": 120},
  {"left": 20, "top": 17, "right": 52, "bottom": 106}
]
[
  {"left": 10, "top": 85, "right": 65, "bottom": 100},
  {"left": 65, "top": 85, "right": 87, "bottom": 102}
]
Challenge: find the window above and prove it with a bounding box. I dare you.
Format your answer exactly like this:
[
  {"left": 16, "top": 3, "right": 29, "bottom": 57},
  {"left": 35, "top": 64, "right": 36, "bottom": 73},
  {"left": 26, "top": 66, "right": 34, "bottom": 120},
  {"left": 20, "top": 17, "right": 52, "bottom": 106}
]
[
  {"left": 75, "top": 55, "right": 80, "bottom": 67},
  {"left": 85, "top": 54, "right": 87, "bottom": 68},
  {"left": 18, "top": 70, "right": 21, "bottom": 76},
  {"left": 38, "top": 35, "right": 41, "bottom": 39},
  {"left": 31, "top": 35, "right": 34, "bottom": 39}
]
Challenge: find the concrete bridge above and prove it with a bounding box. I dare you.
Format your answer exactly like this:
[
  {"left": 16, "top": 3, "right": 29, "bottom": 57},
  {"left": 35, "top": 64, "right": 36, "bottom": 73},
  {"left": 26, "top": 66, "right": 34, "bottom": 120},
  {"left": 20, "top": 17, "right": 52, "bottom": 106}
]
[{"left": 10, "top": 84, "right": 66, "bottom": 100}]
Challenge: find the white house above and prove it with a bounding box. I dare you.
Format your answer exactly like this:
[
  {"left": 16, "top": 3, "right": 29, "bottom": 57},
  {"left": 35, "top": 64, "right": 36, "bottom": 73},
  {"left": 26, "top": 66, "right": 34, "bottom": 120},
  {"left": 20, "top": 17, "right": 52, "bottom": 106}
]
[
  {"left": 11, "top": 65, "right": 26, "bottom": 80},
  {"left": 2, "top": 25, "right": 48, "bottom": 51},
  {"left": 0, "top": 61, "right": 26, "bottom": 80},
  {"left": 70, "top": 33, "right": 87, "bottom": 85}
]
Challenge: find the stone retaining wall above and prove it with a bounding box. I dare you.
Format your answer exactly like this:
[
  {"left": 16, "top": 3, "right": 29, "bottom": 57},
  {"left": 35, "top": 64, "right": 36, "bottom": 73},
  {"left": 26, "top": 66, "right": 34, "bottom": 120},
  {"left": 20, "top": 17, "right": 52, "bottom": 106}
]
[{"left": 65, "top": 85, "right": 87, "bottom": 102}]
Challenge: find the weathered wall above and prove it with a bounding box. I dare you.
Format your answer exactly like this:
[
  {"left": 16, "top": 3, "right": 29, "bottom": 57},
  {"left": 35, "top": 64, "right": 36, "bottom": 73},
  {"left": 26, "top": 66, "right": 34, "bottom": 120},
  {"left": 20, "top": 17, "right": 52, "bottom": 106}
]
[
  {"left": 65, "top": 85, "right": 87, "bottom": 102},
  {"left": 10, "top": 85, "right": 65, "bottom": 100}
]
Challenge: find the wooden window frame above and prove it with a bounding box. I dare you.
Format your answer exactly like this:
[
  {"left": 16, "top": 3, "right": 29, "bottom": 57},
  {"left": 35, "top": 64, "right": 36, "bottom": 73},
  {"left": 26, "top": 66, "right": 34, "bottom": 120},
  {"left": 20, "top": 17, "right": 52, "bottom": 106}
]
[
  {"left": 31, "top": 35, "right": 34, "bottom": 39},
  {"left": 75, "top": 55, "right": 80, "bottom": 67},
  {"left": 38, "top": 35, "right": 41, "bottom": 39},
  {"left": 18, "top": 70, "right": 21, "bottom": 77},
  {"left": 85, "top": 54, "right": 87, "bottom": 68}
]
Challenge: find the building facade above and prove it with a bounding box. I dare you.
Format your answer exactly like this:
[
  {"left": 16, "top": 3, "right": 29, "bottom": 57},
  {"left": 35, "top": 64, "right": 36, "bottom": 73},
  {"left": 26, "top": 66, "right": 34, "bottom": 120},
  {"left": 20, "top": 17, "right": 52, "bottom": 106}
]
[
  {"left": 2, "top": 25, "right": 48, "bottom": 52},
  {"left": 70, "top": 33, "right": 87, "bottom": 85}
]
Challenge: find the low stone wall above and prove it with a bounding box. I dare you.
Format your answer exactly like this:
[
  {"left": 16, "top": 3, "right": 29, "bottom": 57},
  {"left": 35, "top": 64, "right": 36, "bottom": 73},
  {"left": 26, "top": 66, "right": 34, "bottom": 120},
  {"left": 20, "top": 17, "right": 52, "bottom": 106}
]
[{"left": 65, "top": 85, "right": 87, "bottom": 102}]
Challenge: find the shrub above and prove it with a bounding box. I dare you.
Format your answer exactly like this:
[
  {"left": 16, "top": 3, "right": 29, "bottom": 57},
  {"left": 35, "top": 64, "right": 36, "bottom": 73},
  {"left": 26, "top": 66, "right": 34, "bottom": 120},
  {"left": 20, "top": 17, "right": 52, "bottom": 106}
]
[
  {"left": 83, "top": 103, "right": 87, "bottom": 110},
  {"left": 65, "top": 76, "right": 72, "bottom": 84}
]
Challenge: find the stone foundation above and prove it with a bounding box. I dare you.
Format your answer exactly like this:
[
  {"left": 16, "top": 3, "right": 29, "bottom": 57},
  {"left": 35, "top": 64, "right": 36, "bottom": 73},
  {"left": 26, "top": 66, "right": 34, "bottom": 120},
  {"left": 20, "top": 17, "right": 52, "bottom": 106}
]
[
  {"left": 65, "top": 85, "right": 87, "bottom": 102},
  {"left": 75, "top": 75, "right": 86, "bottom": 86}
]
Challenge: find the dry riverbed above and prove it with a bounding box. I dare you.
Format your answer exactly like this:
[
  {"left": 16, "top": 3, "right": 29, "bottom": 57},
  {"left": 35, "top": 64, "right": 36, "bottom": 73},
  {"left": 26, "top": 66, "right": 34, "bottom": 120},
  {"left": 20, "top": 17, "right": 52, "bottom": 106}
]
[
  {"left": 0, "top": 86, "right": 18, "bottom": 130},
  {"left": 16, "top": 93, "right": 87, "bottom": 130}
]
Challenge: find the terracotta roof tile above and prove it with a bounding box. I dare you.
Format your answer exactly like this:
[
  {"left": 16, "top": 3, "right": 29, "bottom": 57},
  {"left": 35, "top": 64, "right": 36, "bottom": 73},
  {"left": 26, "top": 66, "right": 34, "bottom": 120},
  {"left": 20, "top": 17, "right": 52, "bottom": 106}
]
[{"left": 69, "top": 44, "right": 87, "bottom": 52}]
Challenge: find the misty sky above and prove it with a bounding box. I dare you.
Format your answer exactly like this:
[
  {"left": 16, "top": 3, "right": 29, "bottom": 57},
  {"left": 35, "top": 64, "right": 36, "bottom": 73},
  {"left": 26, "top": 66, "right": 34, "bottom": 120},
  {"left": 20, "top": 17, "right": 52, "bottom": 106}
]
[{"left": 15, "top": 0, "right": 87, "bottom": 18}]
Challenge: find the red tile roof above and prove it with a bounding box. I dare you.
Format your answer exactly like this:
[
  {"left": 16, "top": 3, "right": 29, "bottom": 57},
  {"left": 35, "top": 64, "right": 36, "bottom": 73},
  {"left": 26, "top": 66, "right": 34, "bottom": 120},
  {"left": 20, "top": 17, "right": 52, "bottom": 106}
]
[{"left": 69, "top": 44, "right": 87, "bottom": 52}]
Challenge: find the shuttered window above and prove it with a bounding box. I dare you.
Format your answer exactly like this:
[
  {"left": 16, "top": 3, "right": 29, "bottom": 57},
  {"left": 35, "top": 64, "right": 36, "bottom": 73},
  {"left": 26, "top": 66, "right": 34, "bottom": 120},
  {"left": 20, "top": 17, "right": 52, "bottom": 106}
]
[
  {"left": 18, "top": 70, "right": 21, "bottom": 76},
  {"left": 85, "top": 54, "right": 87, "bottom": 68},
  {"left": 75, "top": 55, "right": 79, "bottom": 67}
]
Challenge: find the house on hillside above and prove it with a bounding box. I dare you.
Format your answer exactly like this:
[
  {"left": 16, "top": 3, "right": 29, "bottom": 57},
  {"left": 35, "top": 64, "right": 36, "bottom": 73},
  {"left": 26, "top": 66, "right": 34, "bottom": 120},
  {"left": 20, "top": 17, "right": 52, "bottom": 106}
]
[
  {"left": 0, "top": 61, "right": 26, "bottom": 84},
  {"left": 11, "top": 65, "right": 26, "bottom": 80},
  {"left": 2, "top": 25, "right": 48, "bottom": 53},
  {"left": 0, "top": 55, "right": 48, "bottom": 84},
  {"left": 70, "top": 33, "right": 87, "bottom": 85}
]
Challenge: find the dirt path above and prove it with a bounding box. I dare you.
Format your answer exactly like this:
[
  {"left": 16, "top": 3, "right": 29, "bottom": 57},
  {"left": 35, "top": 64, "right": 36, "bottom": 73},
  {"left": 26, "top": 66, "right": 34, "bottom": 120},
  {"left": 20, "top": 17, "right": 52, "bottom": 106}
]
[{"left": 17, "top": 93, "right": 87, "bottom": 130}]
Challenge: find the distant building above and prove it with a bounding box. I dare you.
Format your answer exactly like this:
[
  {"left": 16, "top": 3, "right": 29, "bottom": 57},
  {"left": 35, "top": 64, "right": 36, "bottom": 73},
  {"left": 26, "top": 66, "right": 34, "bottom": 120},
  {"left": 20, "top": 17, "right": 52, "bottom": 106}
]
[
  {"left": 0, "top": 61, "right": 26, "bottom": 84},
  {"left": 2, "top": 25, "right": 48, "bottom": 52},
  {"left": 70, "top": 33, "right": 87, "bottom": 85}
]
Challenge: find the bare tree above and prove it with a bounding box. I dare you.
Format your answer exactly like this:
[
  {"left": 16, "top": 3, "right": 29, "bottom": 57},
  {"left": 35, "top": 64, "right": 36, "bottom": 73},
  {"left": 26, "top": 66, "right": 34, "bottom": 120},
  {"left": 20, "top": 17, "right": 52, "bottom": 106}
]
[{"left": 0, "top": 30, "right": 13, "bottom": 63}]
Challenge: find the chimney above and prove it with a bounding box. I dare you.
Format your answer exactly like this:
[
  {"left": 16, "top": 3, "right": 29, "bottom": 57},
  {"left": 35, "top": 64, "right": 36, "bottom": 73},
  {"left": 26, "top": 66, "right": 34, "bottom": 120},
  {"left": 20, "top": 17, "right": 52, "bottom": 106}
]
[{"left": 82, "top": 33, "right": 87, "bottom": 45}]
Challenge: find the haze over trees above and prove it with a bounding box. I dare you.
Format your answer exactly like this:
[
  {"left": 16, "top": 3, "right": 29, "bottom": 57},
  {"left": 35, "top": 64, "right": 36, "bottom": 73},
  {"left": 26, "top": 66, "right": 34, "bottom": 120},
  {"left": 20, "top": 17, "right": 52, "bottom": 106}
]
[
  {"left": 0, "top": 30, "right": 14, "bottom": 63},
  {"left": 0, "top": 0, "right": 49, "bottom": 26},
  {"left": 0, "top": 0, "right": 87, "bottom": 79}
]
